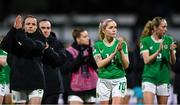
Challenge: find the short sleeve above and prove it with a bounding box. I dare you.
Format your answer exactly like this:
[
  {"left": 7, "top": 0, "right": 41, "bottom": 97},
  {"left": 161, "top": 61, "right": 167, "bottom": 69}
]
[
  {"left": 140, "top": 38, "right": 149, "bottom": 54},
  {"left": 93, "top": 43, "right": 101, "bottom": 57},
  {"left": 122, "top": 41, "right": 128, "bottom": 55}
]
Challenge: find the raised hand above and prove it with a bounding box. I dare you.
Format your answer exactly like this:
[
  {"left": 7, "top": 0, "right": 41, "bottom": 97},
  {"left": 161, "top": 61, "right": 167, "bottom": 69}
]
[
  {"left": 13, "top": 15, "right": 23, "bottom": 29},
  {"left": 158, "top": 39, "right": 164, "bottom": 52},
  {"left": 116, "top": 36, "right": 124, "bottom": 52},
  {"left": 170, "top": 43, "right": 177, "bottom": 51}
]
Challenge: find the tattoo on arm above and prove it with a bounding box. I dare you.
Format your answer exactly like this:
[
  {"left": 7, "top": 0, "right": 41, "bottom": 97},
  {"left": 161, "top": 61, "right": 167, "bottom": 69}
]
[{"left": 94, "top": 55, "right": 102, "bottom": 63}]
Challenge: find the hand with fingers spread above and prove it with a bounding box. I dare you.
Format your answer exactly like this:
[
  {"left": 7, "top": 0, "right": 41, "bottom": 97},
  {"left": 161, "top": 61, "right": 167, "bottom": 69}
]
[{"left": 13, "top": 15, "right": 23, "bottom": 29}]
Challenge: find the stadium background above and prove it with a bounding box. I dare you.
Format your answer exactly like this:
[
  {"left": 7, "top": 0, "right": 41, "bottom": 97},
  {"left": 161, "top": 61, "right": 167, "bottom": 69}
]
[{"left": 0, "top": 0, "right": 180, "bottom": 46}]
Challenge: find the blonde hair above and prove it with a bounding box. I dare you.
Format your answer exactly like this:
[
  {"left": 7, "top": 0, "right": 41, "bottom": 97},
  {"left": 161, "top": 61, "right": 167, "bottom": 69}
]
[
  {"left": 141, "top": 16, "right": 166, "bottom": 38},
  {"left": 141, "top": 20, "right": 153, "bottom": 38},
  {"left": 98, "top": 18, "right": 116, "bottom": 40}
]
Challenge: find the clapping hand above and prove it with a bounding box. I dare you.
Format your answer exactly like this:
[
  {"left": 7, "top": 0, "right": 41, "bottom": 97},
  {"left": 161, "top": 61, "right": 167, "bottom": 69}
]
[
  {"left": 158, "top": 39, "right": 164, "bottom": 52},
  {"left": 116, "top": 36, "right": 124, "bottom": 52},
  {"left": 170, "top": 43, "right": 177, "bottom": 51}
]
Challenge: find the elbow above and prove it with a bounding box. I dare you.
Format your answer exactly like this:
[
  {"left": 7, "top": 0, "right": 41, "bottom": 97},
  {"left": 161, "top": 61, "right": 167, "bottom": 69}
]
[
  {"left": 144, "top": 61, "right": 149, "bottom": 65},
  {"left": 170, "top": 60, "right": 176, "bottom": 65},
  {"left": 144, "top": 59, "right": 150, "bottom": 65},
  {"left": 172, "top": 62, "right": 176, "bottom": 65},
  {"left": 123, "top": 59, "right": 129, "bottom": 69},
  {"left": 124, "top": 65, "right": 129, "bottom": 69},
  {"left": 97, "top": 62, "right": 105, "bottom": 68},
  {"left": 169, "top": 56, "right": 176, "bottom": 64},
  {"left": 97, "top": 64, "right": 103, "bottom": 68},
  {"left": 124, "top": 62, "right": 129, "bottom": 69}
]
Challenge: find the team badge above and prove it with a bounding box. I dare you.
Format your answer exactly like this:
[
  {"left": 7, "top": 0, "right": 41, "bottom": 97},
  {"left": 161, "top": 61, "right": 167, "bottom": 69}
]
[{"left": 164, "top": 44, "right": 168, "bottom": 49}]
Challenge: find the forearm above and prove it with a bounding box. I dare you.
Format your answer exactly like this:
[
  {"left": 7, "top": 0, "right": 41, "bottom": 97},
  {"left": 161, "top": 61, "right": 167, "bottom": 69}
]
[
  {"left": 96, "top": 54, "right": 115, "bottom": 68},
  {"left": 0, "top": 57, "right": 7, "bottom": 67},
  {"left": 119, "top": 50, "right": 129, "bottom": 69},
  {"left": 16, "top": 29, "right": 45, "bottom": 51},
  {"left": 170, "top": 50, "right": 176, "bottom": 64},
  {"left": 44, "top": 47, "right": 66, "bottom": 67},
  {"left": 0, "top": 28, "right": 16, "bottom": 53},
  {"left": 143, "top": 50, "right": 160, "bottom": 64}
]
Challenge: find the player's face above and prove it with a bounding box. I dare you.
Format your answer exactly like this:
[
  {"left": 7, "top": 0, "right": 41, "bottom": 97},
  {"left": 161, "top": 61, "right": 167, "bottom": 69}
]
[
  {"left": 39, "top": 21, "right": 51, "bottom": 38},
  {"left": 103, "top": 21, "right": 117, "bottom": 38},
  {"left": 77, "top": 30, "right": 90, "bottom": 45},
  {"left": 24, "top": 17, "right": 37, "bottom": 33},
  {"left": 157, "top": 19, "right": 167, "bottom": 38}
]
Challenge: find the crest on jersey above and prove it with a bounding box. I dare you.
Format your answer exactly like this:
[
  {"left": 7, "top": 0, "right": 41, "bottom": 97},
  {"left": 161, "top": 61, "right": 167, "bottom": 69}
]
[{"left": 164, "top": 44, "right": 168, "bottom": 49}]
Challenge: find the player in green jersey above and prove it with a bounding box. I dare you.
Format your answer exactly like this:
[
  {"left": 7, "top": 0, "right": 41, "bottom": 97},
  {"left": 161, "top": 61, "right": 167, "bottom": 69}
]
[
  {"left": 93, "top": 18, "right": 129, "bottom": 105},
  {"left": 0, "top": 49, "right": 11, "bottom": 104},
  {"left": 140, "top": 17, "right": 177, "bottom": 104}
]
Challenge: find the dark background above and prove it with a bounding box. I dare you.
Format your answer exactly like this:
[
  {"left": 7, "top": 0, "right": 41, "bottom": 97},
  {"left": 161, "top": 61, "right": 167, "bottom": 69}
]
[
  {"left": 0, "top": 0, "right": 180, "bottom": 44},
  {"left": 0, "top": 0, "right": 178, "bottom": 24}
]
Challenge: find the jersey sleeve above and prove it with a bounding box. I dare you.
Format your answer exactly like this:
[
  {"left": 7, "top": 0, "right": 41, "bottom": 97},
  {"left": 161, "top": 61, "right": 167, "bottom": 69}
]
[
  {"left": 0, "top": 49, "right": 7, "bottom": 57},
  {"left": 93, "top": 43, "right": 101, "bottom": 57},
  {"left": 140, "top": 38, "right": 149, "bottom": 54},
  {"left": 122, "top": 41, "right": 128, "bottom": 56}
]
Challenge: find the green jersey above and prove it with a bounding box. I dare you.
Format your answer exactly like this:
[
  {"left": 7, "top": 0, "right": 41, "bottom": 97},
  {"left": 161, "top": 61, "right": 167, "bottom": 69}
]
[
  {"left": 93, "top": 38, "right": 128, "bottom": 79},
  {"left": 140, "top": 35, "right": 174, "bottom": 84},
  {"left": 0, "top": 49, "right": 10, "bottom": 84}
]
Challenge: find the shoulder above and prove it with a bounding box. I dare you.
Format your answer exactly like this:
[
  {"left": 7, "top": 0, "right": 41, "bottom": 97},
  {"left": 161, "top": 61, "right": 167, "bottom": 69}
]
[
  {"left": 122, "top": 40, "right": 127, "bottom": 45},
  {"left": 64, "top": 49, "right": 73, "bottom": 59},
  {"left": 140, "top": 36, "right": 151, "bottom": 43},
  {"left": 66, "top": 46, "right": 77, "bottom": 54},
  {"left": 94, "top": 40, "right": 103, "bottom": 45},
  {"left": 164, "top": 35, "right": 173, "bottom": 40},
  {"left": 94, "top": 40, "right": 103, "bottom": 47}
]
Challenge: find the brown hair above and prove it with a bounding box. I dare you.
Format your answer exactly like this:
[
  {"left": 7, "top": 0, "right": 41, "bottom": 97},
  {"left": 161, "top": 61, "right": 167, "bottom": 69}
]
[
  {"left": 98, "top": 18, "right": 116, "bottom": 40},
  {"left": 141, "top": 16, "right": 165, "bottom": 38},
  {"left": 72, "top": 27, "right": 86, "bottom": 42},
  {"left": 141, "top": 20, "right": 153, "bottom": 38}
]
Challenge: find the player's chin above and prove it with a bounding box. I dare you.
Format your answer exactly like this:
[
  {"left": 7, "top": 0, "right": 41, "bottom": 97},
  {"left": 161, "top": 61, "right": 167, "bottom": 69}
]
[
  {"left": 111, "top": 34, "right": 116, "bottom": 38},
  {"left": 28, "top": 30, "right": 36, "bottom": 34}
]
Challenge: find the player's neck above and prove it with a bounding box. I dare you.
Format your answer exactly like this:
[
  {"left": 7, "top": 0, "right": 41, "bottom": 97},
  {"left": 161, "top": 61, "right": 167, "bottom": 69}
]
[
  {"left": 152, "top": 34, "right": 161, "bottom": 41},
  {"left": 105, "top": 37, "right": 114, "bottom": 43},
  {"left": 103, "top": 37, "right": 115, "bottom": 46}
]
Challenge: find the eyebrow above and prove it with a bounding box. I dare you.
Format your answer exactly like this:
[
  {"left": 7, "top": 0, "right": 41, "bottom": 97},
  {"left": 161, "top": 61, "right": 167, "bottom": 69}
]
[{"left": 41, "top": 26, "right": 50, "bottom": 29}]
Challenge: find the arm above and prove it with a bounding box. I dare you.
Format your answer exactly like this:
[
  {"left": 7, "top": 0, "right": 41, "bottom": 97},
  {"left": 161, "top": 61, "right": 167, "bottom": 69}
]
[
  {"left": 117, "top": 40, "right": 129, "bottom": 69},
  {"left": 142, "top": 50, "right": 161, "bottom": 64},
  {"left": 60, "top": 50, "right": 87, "bottom": 74},
  {"left": 169, "top": 43, "right": 177, "bottom": 64},
  {"left": 94, "top": 52, "right": 116, "bottom": 68},
  {"left": 119, "top": 50, "right": 129, "bottom": 69},
  {"left": 13, "top": 15, "right": 46, "bottom": 52},
  {"left": 43, "top": 47, "right": 66, "bottom": 67},
  {"left": 0, "top": 27, "right": 16, "bottom": 53},
  {"left": 140, "top": 38, "right": 163, "bottom": 64},
  {"left": 93, "top": 42, "right": 116, "bottom": 68},
  {"left": 0, "top": 56, "right": 7, "bottom": 67},
  {"left": 15, "top": 29, "right": 46, "bottom": 51}
]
